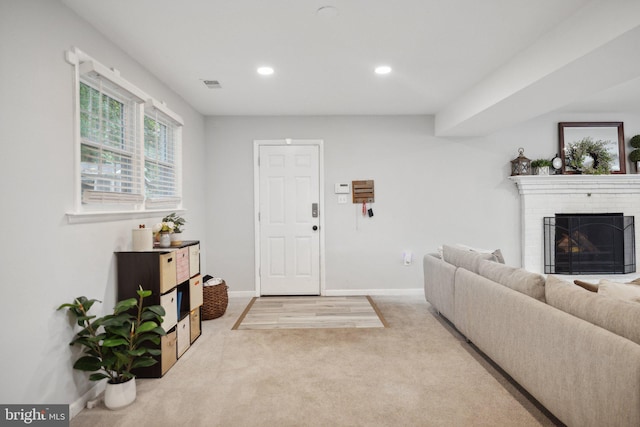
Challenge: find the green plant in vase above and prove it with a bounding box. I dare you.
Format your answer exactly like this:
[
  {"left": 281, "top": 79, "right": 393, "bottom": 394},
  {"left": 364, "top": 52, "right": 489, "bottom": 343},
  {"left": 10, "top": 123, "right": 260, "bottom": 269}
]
[
  {"left": 162, "top": 212, "right": 186, "bottom": 245},
  {"left": 531, "top": 159, "right": 553, "bottom": 175},
  {"left": 58, "top": 287, "right": 166, "bottom": 384},
  {"left": 162, "top": 213, "right": 185, "bottom": 233}
]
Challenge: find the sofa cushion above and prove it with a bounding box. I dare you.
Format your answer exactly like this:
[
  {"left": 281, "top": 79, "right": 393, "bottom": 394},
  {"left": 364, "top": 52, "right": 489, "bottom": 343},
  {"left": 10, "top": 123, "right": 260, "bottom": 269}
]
[
  {"left": 477, "top": 260, "right": 546, "bottom": 302},
  {"left": 546, "top": 275, "right": 640, "bottom": 346},
  {"left": 442, "top": 244, "right": 497, "bottom": 274},
  {"left": 454, "top": 243, "right": 505, "bottom": 264},
  {"left": 598, "top": 279, "right": 640, "bottom": 303}
]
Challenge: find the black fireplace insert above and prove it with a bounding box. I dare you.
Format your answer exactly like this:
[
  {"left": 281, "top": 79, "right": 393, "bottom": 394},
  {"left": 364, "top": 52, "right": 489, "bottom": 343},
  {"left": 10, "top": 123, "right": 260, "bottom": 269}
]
[{"left": 543, "top": 213, "right": 635, "bottom": 274}]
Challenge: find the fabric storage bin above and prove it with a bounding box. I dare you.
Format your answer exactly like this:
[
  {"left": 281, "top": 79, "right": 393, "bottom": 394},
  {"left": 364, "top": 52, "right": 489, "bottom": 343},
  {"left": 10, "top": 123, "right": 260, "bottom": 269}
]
[{"left": 176, "top": 247, "right": 190, "bottom": 284}]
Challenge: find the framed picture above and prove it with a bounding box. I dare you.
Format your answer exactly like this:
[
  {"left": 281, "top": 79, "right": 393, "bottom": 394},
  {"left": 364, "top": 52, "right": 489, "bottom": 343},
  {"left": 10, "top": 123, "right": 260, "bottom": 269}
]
[{"left": 559, "top": 122, "right": 626, "bottom": 174}]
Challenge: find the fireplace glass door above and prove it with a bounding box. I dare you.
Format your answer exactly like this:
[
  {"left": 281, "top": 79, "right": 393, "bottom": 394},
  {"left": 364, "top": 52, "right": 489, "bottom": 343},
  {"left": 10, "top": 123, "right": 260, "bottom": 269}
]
[{"left": 544, "top": 213, "right": 635, "bottom": 274}]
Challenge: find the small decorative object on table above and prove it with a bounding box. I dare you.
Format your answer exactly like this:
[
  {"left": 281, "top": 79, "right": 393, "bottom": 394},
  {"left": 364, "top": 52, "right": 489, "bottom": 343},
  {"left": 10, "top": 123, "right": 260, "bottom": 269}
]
[
  {"left": 153, "top": 221, "right": 175, "bottom": 248},
  {"left": 510, "top": 148, "right": 531, "bottom": 176},
  {"left": 132, "top": 224, "right": 153, "bottom": 251},
  {"left": 162, "top": 213, "right": 186, "bottom": 246}
]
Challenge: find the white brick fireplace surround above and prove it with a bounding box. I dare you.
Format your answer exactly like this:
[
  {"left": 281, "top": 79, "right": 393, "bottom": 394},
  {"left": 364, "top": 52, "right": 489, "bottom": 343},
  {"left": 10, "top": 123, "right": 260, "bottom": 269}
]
[{"left": 509, "top": 175, "right": 640, "bottom": 278}]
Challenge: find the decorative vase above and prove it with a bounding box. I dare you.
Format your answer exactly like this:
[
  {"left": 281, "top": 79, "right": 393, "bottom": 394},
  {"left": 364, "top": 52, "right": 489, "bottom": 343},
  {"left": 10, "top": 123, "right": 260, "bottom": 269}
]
[
  {"left": 170, "top": 232, "right": 183, "bottom": 246},
  {"left": 104, "top": 378, "right": 136, "bottom": 410},
  {"left": 158, "top": 232, "right": 171, "bottom": 248}
]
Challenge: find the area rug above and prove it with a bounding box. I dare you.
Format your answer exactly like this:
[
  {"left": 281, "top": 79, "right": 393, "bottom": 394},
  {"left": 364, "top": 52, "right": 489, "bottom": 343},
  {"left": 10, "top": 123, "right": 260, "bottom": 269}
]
[{"left": 232, "top": 295, "right": 388, "bottom": 330}]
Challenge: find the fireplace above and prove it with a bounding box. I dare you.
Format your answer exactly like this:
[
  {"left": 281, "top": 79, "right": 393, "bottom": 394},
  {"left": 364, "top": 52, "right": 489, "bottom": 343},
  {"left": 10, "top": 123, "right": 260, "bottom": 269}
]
[
  {"left": 508, "top": 175, "right": 640, "bottom": 275},
  {"left": 544, "top": 213, "right": 635, "bottom": 274}
]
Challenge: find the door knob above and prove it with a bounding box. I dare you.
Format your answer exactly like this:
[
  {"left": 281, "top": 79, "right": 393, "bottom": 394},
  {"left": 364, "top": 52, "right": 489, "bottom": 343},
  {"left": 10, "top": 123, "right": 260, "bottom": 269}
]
[{"left": 312, "top": 225, "right": 318, "bottom": 231}]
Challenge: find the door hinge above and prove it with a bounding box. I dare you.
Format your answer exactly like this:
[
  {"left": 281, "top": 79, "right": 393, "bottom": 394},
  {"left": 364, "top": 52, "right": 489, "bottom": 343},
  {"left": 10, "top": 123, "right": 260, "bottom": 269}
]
[{"left": 258, "top": 212, "right": 261, "bottom": 221}]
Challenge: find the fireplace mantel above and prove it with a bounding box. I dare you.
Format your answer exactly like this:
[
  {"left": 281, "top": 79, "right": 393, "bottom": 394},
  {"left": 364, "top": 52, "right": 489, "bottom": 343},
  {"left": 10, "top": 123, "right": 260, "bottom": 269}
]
[
  {"left": 509, "top": 174, "right": 640, "bottom": 276},
  {"left": 509, "top": 175, "right": 640, "bottom": 195}
]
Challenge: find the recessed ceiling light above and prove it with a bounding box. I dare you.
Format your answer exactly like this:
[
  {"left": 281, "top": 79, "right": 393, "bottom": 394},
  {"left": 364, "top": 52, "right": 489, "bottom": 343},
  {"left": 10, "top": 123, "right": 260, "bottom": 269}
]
[
  {"left": 375, "top": 65, "right": 392, "bottom": 75},
  {"left": 257, "top": 66, "right": 274, "bottom": 76}
]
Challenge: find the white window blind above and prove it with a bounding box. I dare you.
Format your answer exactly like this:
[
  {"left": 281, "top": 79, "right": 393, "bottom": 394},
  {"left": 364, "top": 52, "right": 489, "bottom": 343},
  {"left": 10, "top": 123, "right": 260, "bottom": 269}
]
[
  {"left": 144, "top": 101, "right": 183, "bottom": 208},
  {"left": 79, "top": 67, "right": 144, "bottom": 205}
]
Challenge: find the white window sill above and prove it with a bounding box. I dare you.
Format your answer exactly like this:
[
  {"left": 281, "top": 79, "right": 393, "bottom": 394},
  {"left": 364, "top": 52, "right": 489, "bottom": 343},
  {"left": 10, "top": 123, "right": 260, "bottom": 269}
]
[{"left": 66, "top": 208, "right": 186, "bottom": 225}]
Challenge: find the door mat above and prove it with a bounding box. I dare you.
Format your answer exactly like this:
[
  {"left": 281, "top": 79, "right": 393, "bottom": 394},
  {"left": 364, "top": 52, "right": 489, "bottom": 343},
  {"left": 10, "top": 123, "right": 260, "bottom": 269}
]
[{"left": 232, "top": 295, "right": 388, "bottom": 330}]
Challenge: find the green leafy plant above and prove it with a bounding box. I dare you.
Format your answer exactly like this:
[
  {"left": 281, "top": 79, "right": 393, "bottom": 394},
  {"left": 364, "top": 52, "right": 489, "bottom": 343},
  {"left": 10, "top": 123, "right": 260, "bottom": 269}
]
[
  {"left": 531, "top": 159, "right": 553, "bottom": 168},
  {"left": 162, "top": 212, "right": 186, "bottom": 233},
  {"left": 58, "top": 287, "right": 166, "bottom": 384},
  {"left": 629, "top": 135, "right": 640, "bottom": 162},
  {"left": 566, "top": 137, "right": 613, "bottom": 174}
]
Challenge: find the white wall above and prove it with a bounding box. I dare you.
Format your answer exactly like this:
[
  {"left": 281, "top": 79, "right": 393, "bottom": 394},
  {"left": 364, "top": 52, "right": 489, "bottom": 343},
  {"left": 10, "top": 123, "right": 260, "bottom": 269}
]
[
  {"left": 4, "top": 0, "right": 640, "bottom": 413},
  {"left": 205, "top": 113, "right": 640, "bottom": 296},
  {"left": 205, "top": 116, "right": 517, "bottom": 294},
  {"left": 0, "top": 0, "right": 207, "bottom": 410}
]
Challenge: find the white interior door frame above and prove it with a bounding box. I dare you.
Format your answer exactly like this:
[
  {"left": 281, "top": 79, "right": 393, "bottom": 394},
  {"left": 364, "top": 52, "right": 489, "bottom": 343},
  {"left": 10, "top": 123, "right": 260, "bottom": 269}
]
[{"left": 253, "top": 139, "right": 326, "bottom": 296}]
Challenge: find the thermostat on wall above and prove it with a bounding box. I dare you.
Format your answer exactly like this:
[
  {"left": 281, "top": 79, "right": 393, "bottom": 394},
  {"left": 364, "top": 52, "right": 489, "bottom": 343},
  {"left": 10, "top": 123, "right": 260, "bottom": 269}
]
[{"left": 335, "top": 183, "right": 350, "bottom": 194}]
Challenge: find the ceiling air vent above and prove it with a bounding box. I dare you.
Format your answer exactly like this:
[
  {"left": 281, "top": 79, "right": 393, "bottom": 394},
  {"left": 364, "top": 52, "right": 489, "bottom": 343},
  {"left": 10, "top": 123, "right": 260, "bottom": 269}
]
[{"left": 203, "top": 80, "right": 222, "bottom": 89}]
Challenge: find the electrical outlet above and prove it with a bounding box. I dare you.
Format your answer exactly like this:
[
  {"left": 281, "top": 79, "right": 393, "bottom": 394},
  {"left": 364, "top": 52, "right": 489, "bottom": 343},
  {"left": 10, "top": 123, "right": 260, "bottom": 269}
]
[{"left": 403, "top": 251, "right": 413, "bottom": 265}]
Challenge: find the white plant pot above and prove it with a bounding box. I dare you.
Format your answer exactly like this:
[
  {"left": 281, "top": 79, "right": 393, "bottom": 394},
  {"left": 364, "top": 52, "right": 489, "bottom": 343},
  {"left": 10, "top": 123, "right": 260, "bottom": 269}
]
[
  {"left": 104, "top": 378, "right": 136, "bottom": 410},
  {"left": 170, "top": 232, "right": 183, "bottom": 246},
  {"left": 535, "top": 166, "right": 550, "bottom": 175}
]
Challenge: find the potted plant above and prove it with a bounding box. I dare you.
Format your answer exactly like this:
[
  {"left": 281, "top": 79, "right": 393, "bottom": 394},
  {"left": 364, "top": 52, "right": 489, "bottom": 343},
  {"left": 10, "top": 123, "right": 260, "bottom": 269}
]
[
  {"left": 152, "top": 221, "right": 175, "bottom": 248},
  {"left": 531, "top": 159, "right": 553, "bottom": 175},
  {"left": 162, "top": 212, "right": 186, "bottom": 246},
  {"left": 58, "top": 287, "right": 166, "bottom": 410},
  {"left": 629, "top": 135, "right": 640, "bottom": 173}
]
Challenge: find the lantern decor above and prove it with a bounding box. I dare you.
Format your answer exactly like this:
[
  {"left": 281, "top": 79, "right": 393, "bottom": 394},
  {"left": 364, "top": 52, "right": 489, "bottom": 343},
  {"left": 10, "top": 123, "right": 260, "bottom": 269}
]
[{"left": 511, "top": 147, "right": 532, "bottom": 176}]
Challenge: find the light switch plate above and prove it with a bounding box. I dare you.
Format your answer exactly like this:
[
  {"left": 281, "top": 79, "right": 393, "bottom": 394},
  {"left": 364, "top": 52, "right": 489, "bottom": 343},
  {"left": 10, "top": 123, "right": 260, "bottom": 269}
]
[{"left": 338, "top": 194, "right": 348, "bottom": 204}]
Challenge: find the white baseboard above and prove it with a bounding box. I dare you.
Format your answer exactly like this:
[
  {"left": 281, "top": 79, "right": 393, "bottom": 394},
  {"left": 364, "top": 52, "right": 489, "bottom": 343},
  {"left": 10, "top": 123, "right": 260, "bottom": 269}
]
[
  {"left": 70, "top": 382, "right": 105, "bottom": 419},
  {"left": 228, "top": 290, "right": 258, "bottom": 298},
  {"left": 228, "top": 289, "right": 424, "bottom": 298}
]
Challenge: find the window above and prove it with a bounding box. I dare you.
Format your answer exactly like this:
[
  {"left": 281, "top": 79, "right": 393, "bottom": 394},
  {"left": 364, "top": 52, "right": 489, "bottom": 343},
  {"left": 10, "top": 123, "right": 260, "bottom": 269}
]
[
  {"left": 68, "top": 49, "right": 183, "bottom": 217},
  {"left": 144, "top": 100, "right": 182, "bottom": 208},
  {"left": 79, "top": 77, "right": 143, "bottom": 204}
]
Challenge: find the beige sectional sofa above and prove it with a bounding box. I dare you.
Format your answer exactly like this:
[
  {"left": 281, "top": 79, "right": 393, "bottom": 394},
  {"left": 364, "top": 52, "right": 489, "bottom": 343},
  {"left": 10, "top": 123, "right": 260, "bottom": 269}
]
[{"left": 423, "top": 244, "right": 640, "bottom": 427}]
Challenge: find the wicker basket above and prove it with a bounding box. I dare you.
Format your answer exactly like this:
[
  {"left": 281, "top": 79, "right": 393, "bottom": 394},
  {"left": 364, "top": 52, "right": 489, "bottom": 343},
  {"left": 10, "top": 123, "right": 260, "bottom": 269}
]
[{"left": 202, "top": 280, "right": 228, "bottom": 320}]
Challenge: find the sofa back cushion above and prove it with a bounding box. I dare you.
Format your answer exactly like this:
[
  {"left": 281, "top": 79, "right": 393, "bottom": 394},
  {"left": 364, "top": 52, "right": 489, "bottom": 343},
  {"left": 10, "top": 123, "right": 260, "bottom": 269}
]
[
  {"left": 546, "top": 275, "right": 640, "bottom": 346},
  {"left": 442, "top": 244, "right": 498, "bottom": 274},
  {"left": 477, "top": 260, "right": 546, "bottom": 302},
  {"left": 598, "top": 279, "right": 640, "bottom": 303}
]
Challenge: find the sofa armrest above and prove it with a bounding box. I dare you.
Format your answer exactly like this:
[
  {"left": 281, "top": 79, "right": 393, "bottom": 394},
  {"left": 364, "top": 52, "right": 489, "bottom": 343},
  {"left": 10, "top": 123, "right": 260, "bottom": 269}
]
[{"left": 423, "top": 254, "right": 456, "bottom": 322}]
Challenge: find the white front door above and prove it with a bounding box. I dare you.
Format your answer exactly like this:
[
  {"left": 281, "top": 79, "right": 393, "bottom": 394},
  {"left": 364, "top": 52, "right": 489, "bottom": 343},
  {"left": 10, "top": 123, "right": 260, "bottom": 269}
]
[{"left": 257, "top": 143, "right": 321, "bottom": 295}]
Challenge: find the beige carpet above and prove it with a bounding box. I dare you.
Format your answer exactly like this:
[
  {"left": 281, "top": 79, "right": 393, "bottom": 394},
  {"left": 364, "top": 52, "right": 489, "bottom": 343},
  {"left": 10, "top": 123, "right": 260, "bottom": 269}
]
[
  {"left": 70, "top": 296, "right": 562, "bottom": 427},
  {"left": 232, "top": 296, "right": 388, "bottom": 330}
]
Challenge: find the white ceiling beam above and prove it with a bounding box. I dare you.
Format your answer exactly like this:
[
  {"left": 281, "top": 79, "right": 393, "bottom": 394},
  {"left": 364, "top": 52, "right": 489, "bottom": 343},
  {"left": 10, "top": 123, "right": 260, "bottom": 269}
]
[{"left": 435, "top": 1, "right": 640, "bottom": 137}]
